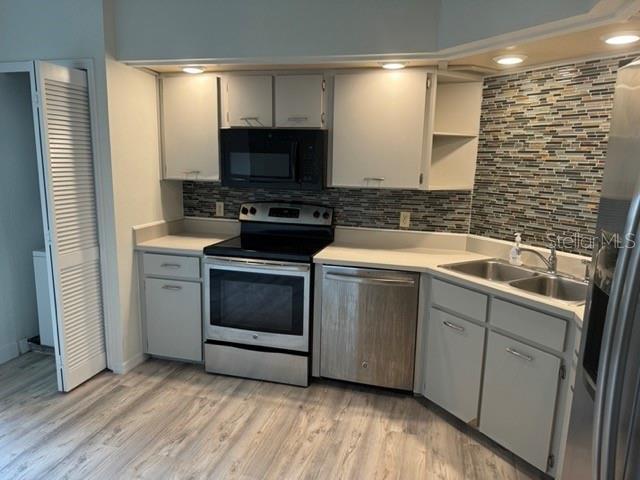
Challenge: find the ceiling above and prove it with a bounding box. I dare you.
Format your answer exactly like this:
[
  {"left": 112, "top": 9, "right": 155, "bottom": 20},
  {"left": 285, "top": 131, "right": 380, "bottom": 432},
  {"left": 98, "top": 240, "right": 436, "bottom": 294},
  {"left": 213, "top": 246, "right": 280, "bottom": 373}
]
[{"left": 145, "top": 15, "right": 640, "bottom": 75}]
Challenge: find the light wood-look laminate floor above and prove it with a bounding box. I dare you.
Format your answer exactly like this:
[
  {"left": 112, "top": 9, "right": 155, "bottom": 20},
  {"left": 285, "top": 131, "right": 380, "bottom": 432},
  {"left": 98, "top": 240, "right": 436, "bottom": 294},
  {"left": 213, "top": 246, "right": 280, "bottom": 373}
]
[{"left": 0, "top": 352, "right": 544, "bottom": 480}]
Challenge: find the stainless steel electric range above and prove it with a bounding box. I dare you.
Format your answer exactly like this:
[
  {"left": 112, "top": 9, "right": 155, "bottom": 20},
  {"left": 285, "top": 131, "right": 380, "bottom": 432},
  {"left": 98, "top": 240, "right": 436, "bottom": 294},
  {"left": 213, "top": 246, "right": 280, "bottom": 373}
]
[{"left": 202, "top": 202, "right": 334, "bottom": 387}]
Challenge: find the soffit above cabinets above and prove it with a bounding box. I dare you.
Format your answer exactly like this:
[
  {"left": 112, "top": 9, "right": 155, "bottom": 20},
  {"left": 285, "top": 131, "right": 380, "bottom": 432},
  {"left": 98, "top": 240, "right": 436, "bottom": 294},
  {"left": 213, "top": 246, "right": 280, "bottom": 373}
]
[{"left": 141, "top": 15, "right": 640, "bottom": 76}]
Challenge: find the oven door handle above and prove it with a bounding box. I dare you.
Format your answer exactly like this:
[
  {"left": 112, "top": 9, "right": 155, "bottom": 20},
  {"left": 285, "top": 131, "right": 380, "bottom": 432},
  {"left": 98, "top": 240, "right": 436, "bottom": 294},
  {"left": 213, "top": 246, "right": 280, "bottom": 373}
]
[{"left": 206, "top": 257, "right": 310, "bottom": 272}]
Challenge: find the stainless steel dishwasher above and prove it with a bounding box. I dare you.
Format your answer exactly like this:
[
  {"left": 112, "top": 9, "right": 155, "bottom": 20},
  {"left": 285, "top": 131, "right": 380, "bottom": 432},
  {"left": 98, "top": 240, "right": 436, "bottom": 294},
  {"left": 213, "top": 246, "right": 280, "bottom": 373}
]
[{"left": 320, "top": 265, "right": 419, "bottom": 390}]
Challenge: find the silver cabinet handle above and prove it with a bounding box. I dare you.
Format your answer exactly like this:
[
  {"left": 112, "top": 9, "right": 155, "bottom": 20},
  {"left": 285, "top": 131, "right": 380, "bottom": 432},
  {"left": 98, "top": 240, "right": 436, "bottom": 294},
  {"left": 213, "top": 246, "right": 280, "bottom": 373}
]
[
  {"left": 325, "top": 272, "right": 415, "bottom": 287},
  {"left": 287, "top": 116, "right": 308, "bottom": 121},
  {"left": 160, "top": 263, "right": 181, "bottom": 269},
  {"left": 364, "top": 177, "right": 385, "bottom": 182},
  {"left": 506, "top": 347, "right": 533, "bottom": 362},
  {"left": 162, "top": 284, "right": 183, "bottom": 291},
  {"left": 442, "top": 320, "right": 465, "bottom": 333},
  {"left": 240, "top": 116, "right": 260, "bottom": 121}
]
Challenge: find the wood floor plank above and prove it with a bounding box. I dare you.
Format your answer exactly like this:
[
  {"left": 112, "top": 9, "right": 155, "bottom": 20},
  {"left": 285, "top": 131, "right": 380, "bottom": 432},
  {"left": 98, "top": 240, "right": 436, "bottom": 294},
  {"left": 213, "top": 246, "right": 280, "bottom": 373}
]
[{"left": 0, "top": 353, "right": 545, "bottom": 480}]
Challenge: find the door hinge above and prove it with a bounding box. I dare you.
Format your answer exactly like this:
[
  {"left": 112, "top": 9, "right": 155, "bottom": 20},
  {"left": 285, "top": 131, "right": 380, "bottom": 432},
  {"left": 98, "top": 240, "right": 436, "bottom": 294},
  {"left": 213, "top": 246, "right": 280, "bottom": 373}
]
[
  {"left": 33, "top": 92, "right": 41, "bottom": 108},
  {"left": 560, "top": 365, "right": 566, "bottom": 380},
  {"left": 547, "top": 454, "right": 555, "bottom": 469},
  {"left": 322, "top": 79, "right": 326, "bottom": 91},
  {"left": 419, "top": 173, "right": 424, "bottom": 185},
  {"left": 321, "top": 112, "right": 326, "bottom": 125},
  {"left": 427, "top": 78, "right": 432, "bottom": 89}
]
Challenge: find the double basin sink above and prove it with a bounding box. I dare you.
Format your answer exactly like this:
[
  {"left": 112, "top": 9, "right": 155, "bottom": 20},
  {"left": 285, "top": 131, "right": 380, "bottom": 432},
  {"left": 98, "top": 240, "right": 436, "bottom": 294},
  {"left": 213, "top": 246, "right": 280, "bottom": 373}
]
[{"left": 441, "top": 259, "right": 588, "bottom": 304}]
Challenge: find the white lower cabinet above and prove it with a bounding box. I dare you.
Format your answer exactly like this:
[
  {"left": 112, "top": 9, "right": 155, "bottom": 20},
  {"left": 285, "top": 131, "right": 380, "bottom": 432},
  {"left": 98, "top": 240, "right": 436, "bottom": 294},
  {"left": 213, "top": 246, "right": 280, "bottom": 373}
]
[
  {"left": 144, "top": 278, "right": 202, "bottom": 362},
  {"left": 479, "top": 331, "right": 561, "bottom": 471},
  {"left": 425, "top": 308, "right": 485, "bottom": 424}
]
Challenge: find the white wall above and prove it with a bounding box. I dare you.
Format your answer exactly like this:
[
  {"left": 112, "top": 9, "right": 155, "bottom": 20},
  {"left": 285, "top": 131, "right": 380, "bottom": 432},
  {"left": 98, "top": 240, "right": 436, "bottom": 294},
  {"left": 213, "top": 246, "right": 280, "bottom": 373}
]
[
  {"left": 0, "top": 73, "right": 45, "bottom": 364},
  {"left": 104, "top": 58, "right": 182, "bottom": 368},
  {"left": 112, "top": 0, "right": 440, "bottom": 62}
]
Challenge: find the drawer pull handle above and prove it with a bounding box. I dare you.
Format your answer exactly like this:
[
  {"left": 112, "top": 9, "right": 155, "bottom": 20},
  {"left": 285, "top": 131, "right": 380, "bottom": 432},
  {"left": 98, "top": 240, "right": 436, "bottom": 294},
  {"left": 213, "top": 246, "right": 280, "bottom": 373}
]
[
  {"left": 162, "top": 285, "right": 183, "bottom": 291},
  {"left": 287, "top": 116, "right": 308, "bottom": 121},
  {"left": 362, "top": 361, "right": 368, "bottom": 369},
  {"left": 160, "top": 263, "right": 181, "bottom": 269},
  {"left": 506, "top": 347, "right": 533, "bottom": 362},
  {"left": 364, "top": 177, "right": 385, "bottom": 182},
  {"left": 443, "top": 320, "right": 465, "bottom": 333}
]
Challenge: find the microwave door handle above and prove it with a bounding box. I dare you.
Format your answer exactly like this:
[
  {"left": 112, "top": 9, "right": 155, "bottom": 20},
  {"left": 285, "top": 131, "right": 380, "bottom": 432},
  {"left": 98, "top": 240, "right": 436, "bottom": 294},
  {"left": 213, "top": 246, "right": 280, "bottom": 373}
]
[
  {"left": 290, "top": 142, "right": 300, "bottom": 183},
  {"left": 594, "top": 196, "right": 640, "bottom": 479}
]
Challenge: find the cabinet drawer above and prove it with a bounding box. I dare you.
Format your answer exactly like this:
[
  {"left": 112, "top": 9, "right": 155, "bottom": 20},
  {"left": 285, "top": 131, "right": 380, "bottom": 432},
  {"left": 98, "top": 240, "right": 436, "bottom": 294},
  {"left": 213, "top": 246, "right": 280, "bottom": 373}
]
[
  {"left": 431, "top": 278, "right": 487, "bottom": 322},
  {"left": 143, "top": 253, "right": 200, "bottom": 280},
  {"left": 425, "top": 308, "right": 485, "bottom": 423},
  {"left": 479, "top": 332, "right": 560, "bottom": 471},
  {"left": 144, "top": 278, "right": 202, "bottom": 362},
  {"left": 491, "top": 299, "right": 567, "bottom": 351}
]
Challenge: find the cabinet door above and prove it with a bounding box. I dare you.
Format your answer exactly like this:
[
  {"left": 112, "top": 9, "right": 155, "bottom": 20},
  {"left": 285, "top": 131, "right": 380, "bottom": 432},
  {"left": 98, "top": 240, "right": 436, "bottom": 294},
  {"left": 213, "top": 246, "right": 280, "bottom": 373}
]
[
  {"left": 161, "top": 75, "right": 220, "bottom": 181},
  {"left": 145, "top": 278, "right": 202, "bottom": 362},
  {"left": 480, "top": 332, "right": 561, "bottom": 471},
  {"left": 226, "top": 75, "right": 273, "bottom": 127},
  {"left": 424, "top": 308, "right": 485, "bottom": 424},
  {"left": 320, "top": 267, "right": 418, "bottom": 390},
  {"left": 331, "top": 71, "right": 428, "bottom": 189},
  {"left": 275, "top": 75, "right": 323, "bottom": 127}
]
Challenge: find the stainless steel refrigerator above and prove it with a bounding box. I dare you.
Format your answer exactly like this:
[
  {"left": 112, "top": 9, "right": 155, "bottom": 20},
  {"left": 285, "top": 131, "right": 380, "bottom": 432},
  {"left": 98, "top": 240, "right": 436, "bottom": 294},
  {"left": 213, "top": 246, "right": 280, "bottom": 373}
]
[{"left": 563, "top": 57, "right": 640, "bottom": 479}]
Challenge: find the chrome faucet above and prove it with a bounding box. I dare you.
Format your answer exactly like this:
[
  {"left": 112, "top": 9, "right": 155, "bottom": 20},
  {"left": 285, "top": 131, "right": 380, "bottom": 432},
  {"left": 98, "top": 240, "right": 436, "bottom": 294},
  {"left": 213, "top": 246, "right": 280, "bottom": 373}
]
[{"left": 517, "top": 244, "right": 558, "bottom": 274}]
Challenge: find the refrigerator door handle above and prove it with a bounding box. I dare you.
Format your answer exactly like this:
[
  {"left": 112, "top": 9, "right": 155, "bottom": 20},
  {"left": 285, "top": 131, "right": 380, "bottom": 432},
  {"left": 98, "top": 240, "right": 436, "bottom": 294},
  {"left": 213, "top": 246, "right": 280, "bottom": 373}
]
[{"left": 594, "top": 194, "right": 640, "bottom": 480}]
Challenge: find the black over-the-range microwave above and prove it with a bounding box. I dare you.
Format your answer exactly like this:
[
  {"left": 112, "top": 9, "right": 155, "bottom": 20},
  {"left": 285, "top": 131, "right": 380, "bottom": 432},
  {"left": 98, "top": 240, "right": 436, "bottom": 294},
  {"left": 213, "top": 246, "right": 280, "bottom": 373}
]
[{"left": 220, "top": 128, "right": 327, "bottom": 190}]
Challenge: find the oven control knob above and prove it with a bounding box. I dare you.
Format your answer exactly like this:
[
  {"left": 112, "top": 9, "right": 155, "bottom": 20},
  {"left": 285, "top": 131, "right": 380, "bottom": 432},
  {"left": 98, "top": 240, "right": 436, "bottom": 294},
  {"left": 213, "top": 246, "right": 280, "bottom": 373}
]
[
  {"left": 249, "top": 207, "right": 257, "bottom": 215},
  {"left": 322, "top": 211, "right": 330, "bottom": 220},
  {"left": 313, "top": 210, "right": 320, "bottom": 218},
  {"left": 241, "top": 207, "right": 249, "bottom": 215}
]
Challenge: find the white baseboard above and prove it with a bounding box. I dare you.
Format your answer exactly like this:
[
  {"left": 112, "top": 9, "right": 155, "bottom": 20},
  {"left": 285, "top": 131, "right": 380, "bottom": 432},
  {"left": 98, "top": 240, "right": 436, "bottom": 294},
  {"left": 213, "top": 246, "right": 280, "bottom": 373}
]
[
  {"left": 111, "top": 352, "right": 147, "bottom": 374},
  {"left": 0, "top": 341, "right": 19, "bottom": 366}
]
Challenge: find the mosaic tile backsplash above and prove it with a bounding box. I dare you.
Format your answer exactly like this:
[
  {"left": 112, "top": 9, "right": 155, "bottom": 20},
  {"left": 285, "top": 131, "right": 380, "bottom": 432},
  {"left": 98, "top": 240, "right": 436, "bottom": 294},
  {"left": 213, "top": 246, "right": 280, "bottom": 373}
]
[
  {"left": 470, "top": 54, "right": 637, "bottom": 254},
  {"left": 183, "top": 184, "right": 472, "bottom": 233},
  {"left": 183, "top": 54, "right": 638, "bottom": 254}
]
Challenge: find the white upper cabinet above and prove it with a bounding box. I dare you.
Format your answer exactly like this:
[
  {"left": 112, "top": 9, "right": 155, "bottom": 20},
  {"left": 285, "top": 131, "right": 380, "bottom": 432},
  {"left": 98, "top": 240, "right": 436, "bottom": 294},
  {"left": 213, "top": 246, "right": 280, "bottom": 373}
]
[
  {"left": 331, "top": 71, "right": 429, "bottom": 189},
  {"left": 275, "top": 75, "right": 324, "bottom": 127},
  {"left": 161, "top": 74, "right": 220, "bottom": 181},
  {"left": 225, "top": 75, "right": 273, "bottom": 127}
]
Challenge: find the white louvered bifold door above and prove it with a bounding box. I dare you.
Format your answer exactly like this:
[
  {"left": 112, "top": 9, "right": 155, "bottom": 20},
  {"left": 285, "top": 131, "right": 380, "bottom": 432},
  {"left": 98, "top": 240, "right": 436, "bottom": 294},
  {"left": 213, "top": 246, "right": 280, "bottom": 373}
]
[{"left": 35, "top": 61, "right": 106, "bottom": 392}]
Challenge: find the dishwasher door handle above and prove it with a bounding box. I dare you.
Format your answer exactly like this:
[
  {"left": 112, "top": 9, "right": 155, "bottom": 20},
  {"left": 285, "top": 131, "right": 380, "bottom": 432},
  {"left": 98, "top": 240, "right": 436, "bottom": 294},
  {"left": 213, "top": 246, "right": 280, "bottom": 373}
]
[{"left": 324, "top": 272, "right": 416, "bottom": 287}]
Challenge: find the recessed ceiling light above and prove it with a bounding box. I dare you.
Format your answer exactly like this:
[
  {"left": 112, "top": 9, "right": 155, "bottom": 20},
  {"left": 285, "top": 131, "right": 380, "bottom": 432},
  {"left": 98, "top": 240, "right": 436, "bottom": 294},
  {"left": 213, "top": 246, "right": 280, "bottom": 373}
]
[
  {"left": 182, "top": 66, "right": 204, "bottom": 74},
  {"left": 382, "top": 62, "right": 406, "bottom": 70},
  {"left": 602, "top": 32, "right": 640, "bottom": 45},
  {"left": 493, "top": 54, "right": 527, "bottom": 66}
]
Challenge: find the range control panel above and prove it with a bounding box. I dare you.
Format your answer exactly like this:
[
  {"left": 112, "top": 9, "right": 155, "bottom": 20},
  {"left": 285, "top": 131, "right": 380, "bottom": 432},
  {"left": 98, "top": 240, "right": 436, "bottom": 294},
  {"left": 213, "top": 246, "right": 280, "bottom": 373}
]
[{"left": 238, "top": 202, "right": 333, "bottom": 226}]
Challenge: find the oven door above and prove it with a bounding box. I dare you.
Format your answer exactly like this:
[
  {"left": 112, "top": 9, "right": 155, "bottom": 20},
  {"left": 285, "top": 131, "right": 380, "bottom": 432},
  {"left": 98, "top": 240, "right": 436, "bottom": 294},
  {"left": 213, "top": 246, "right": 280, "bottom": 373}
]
[
  {"left": 204, "top": 257, "right": 310, "bottom": 352},
  {"left": 220, "top": 129, "right": 299, "bottom": 187}
]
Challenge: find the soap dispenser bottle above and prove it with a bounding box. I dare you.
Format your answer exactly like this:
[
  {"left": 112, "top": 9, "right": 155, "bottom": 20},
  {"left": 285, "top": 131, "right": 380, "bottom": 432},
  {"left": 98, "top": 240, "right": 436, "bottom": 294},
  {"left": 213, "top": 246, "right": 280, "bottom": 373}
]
[{"left": 509, "top": 233, "right": 523, "bottom": 266}]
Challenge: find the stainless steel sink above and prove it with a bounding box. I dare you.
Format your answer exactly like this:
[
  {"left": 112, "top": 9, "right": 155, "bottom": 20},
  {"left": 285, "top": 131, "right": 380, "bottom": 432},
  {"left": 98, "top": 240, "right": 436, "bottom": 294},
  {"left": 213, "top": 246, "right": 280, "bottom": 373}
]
[
  {"left": 442, "top": 259, "right": 538, "bottom": 282},
  {"left": 509, "top": 275, "right": 588, "bottom": 303}
]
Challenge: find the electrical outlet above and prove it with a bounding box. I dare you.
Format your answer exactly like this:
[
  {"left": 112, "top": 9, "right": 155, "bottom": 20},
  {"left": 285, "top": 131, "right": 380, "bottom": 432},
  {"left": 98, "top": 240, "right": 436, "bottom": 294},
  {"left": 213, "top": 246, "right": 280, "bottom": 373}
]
[
  {"left": 399, "top": 211, "right": 411, "bottom": 229},
  {"left": 215, "top": 201, "right": 224, "bottom": 217}
]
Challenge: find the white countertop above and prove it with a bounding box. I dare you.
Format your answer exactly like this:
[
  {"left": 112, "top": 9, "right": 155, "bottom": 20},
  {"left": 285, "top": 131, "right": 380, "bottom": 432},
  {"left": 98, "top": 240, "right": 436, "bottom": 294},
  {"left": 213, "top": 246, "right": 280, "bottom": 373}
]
[{"left": 136, "top": 233, "right": 232, "bottom": 255}]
